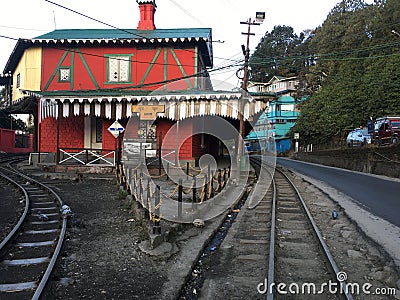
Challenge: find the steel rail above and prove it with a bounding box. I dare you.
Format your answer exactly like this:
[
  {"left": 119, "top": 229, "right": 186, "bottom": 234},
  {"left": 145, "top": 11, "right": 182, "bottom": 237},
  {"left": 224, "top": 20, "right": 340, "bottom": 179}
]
[
  {"left": 250, "top": 155, "right": 353, "bottom": 300},
  {"left": 266, "top": 168, "right": 276, "bottom": 300},
  {"left": 0, "top": 170, "right": 30, "bottom": 252},
  {"left": 1, "top": 164, "right": 68, "bottom": 300},
  {"left": 277, "top": 168, "right": 354, "bottom": 300},
  {"left": 249, "top": 156, "right": 276, "bottom": 300}
]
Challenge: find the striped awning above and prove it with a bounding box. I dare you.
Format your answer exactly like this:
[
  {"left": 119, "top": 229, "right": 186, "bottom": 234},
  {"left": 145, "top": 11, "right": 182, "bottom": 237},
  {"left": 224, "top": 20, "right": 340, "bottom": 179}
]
[{"left": 39, "top": 92, "right": 266, "bottom": 121}]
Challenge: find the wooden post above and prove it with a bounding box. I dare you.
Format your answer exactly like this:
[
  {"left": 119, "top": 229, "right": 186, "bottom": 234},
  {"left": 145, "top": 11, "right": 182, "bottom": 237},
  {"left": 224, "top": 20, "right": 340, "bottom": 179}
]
[
  {"left": 158, "top": 132, "right": 162, "bottom": 176},
  {"left": 223, "top": 167, "right": 227, "bottom": 188},
  {"left": 139, "top": 171, "right": 143, "bottom": 207},
  {"left": 133, "top": 169, "right": 137, "bottom": 197},
  {"left": 128, "top": 167, "right": 132, "bottom": 194},
  {"left": 166, "top": 162, "right": 169, "bottom": 181},
  {"left": 56, "top": 115, "right": 60, "bottom": 164},
  {"left": 217, "top": 169, "right": 222, "bottom": 193},
  {"left": 210, "top": 171, "right": 214, "bottom": 198},
  {"left": 178, "top": 179, "right": 183, "bottom": 219},
  {"left": 145, "top": 177, "right": 150, "bottom": 219},
  {"left": 192, "top": 176, "right": 196, "bottom": 210},
  {"left": 153, "top": 185, "right": 161, "bottom": 234},
  {"left": 203, "top": 175, "right": 208, "bottom": 202}
]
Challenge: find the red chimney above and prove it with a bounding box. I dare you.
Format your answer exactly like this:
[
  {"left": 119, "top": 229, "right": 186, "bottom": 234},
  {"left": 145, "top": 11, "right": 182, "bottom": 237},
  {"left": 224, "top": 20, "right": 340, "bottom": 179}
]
[{"left": 136, "top": 0, "right": 156, "bottom": 30}]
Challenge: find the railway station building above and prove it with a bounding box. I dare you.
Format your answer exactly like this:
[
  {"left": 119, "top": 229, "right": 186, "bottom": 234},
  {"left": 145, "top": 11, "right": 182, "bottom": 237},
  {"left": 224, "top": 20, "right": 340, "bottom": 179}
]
[{"left": 1, "top": 0, "right": 266, "bottom": 166}]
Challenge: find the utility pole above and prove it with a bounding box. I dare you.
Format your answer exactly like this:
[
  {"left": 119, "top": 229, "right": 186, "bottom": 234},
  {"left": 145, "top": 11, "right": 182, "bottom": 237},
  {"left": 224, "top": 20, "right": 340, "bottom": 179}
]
[
  {"left": 240, "top": 18, "right": 259, "bottom": 91},
  {"left": 237, "top": 17, "right": 261, "bottom": 178}
]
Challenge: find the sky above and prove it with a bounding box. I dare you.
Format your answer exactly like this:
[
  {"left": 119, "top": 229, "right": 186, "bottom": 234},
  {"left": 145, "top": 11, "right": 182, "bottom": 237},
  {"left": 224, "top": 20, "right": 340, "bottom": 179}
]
[{"left": 0, "top": 0, "right": 374, "bottom": 88}]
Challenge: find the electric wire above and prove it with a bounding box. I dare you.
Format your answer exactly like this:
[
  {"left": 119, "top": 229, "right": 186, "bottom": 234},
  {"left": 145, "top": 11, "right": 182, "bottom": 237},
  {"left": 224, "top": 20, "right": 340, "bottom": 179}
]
[
  {"left": 1, "top": 32, "right": 398, "bottom": 92},
  {"left": 1, "top": 1, "right": 399, "bottom": 90},
  {"left": 0, "top": 34, "right": 244, "bottom": 90},
  {"left": 43, "top": 0, "right": 239, "bottom": 64},
  {"left": 43, "top": 0, "right": 233, "bottom": 63}
]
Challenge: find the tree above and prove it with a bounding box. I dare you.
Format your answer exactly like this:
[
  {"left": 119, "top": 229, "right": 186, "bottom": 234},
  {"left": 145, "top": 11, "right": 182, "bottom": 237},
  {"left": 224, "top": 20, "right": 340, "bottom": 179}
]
[
  {"left": 249, "top": 0, "right": 400, "bottom": 146},
  {"left": 249, "top": 25, "right": 307, "bottom": 82},
  {"left": 290, "top": 0, "right": 400, "bottom": 146}
]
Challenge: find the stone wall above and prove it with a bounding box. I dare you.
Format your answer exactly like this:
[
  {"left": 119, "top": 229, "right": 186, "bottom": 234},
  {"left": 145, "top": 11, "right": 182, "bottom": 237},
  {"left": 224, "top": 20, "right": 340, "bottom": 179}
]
[{"left": 292, "top": 145, "right": 400, "bottom": 178}]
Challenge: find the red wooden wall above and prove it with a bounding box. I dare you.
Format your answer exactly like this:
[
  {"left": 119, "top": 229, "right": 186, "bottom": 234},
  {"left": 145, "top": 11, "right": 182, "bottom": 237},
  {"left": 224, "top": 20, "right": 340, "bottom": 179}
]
[
  {"left": 39, "top": 43, "right": 210, "bottom": 162},
  {"left": 41, "top": 47, "right": 200, "bottom": 92},
  {"left": 0, "top": 128, "right": 33, "bottom": 153}
]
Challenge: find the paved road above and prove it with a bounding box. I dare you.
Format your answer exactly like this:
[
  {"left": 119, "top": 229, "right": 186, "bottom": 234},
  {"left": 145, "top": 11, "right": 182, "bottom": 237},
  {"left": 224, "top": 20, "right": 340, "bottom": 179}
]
[{"left": 276, "top": 158, "right": 400, "bottom": 227}]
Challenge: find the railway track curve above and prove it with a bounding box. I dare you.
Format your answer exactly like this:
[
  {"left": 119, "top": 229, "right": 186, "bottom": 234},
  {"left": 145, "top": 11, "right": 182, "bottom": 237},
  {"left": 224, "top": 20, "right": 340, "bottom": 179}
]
[{"left": 0, "top": 158, "right": 67, "bottom": 300}]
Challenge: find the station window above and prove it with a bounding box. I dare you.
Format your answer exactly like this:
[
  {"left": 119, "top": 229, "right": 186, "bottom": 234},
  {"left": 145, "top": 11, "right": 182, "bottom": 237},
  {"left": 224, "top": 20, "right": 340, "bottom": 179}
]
[
  {"left": 16, "top": 73, "right": 20, "bottom": 88},
  {"left": 96, "top": 118, "right": 102, "bottom": 143},
  {"left": 59, "top": 68, "right": 71, "bottom": 82},
  {"left": 105, "top": 54, "right": 132, "bottom": 83}
]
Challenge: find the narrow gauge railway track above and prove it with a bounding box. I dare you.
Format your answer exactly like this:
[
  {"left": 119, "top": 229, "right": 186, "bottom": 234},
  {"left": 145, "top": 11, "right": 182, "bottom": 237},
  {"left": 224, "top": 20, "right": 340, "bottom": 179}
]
[
  {"left": 249, "top": 156, "right": 352, "bottom": 300},
  {"left": 0, "top": 162, "right": 67, "bottom": 300}
]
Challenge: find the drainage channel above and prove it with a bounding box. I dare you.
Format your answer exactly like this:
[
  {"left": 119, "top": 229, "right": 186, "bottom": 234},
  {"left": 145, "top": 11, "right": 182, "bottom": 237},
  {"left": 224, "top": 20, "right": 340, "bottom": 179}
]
[{"left": 177, "top": 187, "right": 251, "bottom": 299}]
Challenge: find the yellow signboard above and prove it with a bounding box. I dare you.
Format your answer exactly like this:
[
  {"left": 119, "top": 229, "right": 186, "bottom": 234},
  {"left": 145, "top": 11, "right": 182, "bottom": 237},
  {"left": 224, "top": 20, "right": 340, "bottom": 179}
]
[{"left": 132, "top": 105, "right": 165, "bottom": 120}]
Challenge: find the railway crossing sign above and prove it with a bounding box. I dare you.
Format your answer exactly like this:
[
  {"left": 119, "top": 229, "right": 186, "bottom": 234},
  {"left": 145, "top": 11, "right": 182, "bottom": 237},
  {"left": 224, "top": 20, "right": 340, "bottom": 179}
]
[{"left": 108, "top": 121, "right": 125, "bottom": 138}]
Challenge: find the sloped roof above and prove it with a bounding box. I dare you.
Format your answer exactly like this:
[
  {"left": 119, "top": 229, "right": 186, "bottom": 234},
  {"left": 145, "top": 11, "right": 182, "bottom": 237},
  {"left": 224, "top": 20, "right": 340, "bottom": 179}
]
[
  {"left": 137, "top": 0, "right": 156, "bottom": 4},
  {"left": 37, "top": 90, "right": 266, "bottom": 122},
  {"left": 3, "top": 39, "right": 33, "bottom": 74},
  {"left": 34, "top": 28, "right": 211, "bottom": 41},
  {"left": 271, "top": 95, "right": 296, "bottom": 104},
  {"left": 4, "top": 28, "right": 213, "bottom": 74},
  {"left": 267, "top": 75, "right": 297, "bottom": 85}
]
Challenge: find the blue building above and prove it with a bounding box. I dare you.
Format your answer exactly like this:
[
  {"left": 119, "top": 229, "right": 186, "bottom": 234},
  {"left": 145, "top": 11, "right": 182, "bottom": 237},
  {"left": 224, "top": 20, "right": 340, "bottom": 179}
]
[{"left": 247, "top": 76, "right": 306, "bottom": 153}]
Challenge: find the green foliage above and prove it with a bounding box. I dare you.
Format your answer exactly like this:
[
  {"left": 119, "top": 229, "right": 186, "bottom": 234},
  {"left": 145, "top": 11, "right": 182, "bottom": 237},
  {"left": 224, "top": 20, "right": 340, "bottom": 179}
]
[
  {"left": 250, "top": 0, "right": 400, "bottom": 146},
  {"left": 249, "top": 25, "right": 310, "bottom": 82}
]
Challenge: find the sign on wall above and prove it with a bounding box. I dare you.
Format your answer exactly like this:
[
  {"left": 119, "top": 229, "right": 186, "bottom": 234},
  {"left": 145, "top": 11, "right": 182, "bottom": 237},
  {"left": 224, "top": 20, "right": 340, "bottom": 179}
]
[{"left": 132, "top": 105, "right": 165, "bottom": 120}]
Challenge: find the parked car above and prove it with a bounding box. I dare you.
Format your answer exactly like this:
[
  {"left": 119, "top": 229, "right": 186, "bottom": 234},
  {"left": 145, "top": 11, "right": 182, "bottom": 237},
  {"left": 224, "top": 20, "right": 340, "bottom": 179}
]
[
  {"left": 346, "top": 128, "right": 371, "bottom": 147},
  {"left": 373, "top": 116, "right": 400, "bottom": 145}
]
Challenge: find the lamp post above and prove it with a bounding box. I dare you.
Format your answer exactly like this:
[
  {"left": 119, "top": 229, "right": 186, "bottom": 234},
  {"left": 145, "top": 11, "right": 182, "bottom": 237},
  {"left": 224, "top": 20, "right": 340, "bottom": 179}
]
[{"left": 237, "top": 13, "right": 264, "bottom": 179}]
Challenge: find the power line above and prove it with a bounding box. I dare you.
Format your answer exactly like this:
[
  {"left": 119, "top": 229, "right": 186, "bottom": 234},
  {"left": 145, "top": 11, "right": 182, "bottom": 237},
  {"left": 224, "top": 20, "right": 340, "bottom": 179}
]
[
  {"left": 43, "top": 0, "right": 236, "bottom": 64},
  {"left": 0, "top": 25, "right": 48, "bottom": 32},
  {"left": 166, "top": 0, "right": 206, "bottom": 27},
  {"left": 0, "top": 34, "right": 244, "bottom": 89},
  {"left": 31, "top": 60, "right": 243, "bottom": 94},
  {"left": 44, "top": 0, "right": 137, "bottom": 37},
  {"left": 4, "top": 1, "right": 395, "bottom": 91},
  {"left": 248, "top": 41, "right": 400, "bottom": 68},
  {"left": 0, "top": 36, "right": 208, "bottom": 69},
  {"left": 0, "top": 35, "right": 19, "bottom": 41},
  {"left": 4, "top": 32, "right": 398, "bottom": 91}
]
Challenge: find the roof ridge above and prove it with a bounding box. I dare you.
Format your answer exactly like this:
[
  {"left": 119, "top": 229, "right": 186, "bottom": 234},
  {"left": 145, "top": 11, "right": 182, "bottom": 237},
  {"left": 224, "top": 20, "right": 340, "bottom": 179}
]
[{"left": 34, "top": 27, "right": 212, "bottom": 40}]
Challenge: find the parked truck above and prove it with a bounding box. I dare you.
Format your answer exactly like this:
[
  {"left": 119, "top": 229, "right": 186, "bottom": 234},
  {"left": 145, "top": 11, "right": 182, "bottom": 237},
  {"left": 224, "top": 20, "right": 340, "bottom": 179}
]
[{"left": 372, "top": 116, "right": 400, "bottom": 145}]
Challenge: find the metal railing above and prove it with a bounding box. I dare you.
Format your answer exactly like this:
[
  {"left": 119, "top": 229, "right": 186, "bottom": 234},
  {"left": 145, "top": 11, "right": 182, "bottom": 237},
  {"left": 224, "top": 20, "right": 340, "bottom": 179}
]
[
  {"left": 58, "top": 148, "right": 116, "bottom": 166},
  {"left": 117, "top": 162, "right": 231, "bottom": 232}
]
